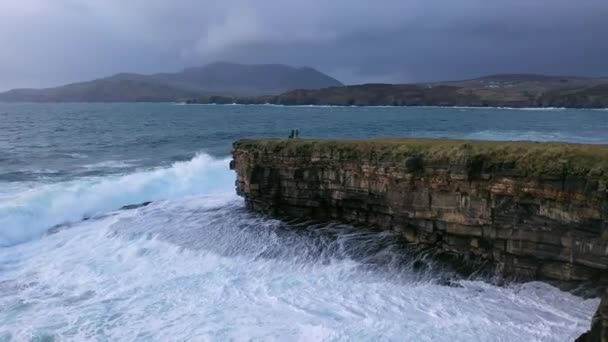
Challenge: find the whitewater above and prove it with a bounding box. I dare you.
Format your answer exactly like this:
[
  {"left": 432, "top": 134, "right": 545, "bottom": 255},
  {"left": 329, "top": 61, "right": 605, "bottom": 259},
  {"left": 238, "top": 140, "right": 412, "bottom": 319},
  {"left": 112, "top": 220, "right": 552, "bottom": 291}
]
[
  {"left": 0, "top": 153, "right": 231, "bottom": 246},
  {"left": 1, "top": 103, "right": 606, "bottom": 341}
]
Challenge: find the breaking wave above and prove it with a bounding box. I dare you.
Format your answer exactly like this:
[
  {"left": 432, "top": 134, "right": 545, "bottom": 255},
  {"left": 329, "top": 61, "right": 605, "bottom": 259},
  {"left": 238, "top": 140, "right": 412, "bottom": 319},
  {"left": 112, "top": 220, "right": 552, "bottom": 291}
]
[
  {"left": 0, "top": 153, "right": 234, "bottom": 247},
  {"left": 464, "top": 130, "right": 608, "bottom": 144}
]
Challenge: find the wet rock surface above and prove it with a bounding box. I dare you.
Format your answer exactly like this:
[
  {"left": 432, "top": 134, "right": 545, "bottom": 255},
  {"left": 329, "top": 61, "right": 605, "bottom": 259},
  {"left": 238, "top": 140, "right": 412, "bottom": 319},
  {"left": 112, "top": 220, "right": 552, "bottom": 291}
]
[{"left": 577, "top": 290, "right": 608, "bottom": 341}]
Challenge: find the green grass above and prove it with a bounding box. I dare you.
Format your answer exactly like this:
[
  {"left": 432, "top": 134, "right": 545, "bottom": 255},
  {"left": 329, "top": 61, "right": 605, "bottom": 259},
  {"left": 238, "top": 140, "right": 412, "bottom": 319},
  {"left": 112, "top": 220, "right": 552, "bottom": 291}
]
[{"left": 235, "top": 138, "right": 608, "bottom": 180}]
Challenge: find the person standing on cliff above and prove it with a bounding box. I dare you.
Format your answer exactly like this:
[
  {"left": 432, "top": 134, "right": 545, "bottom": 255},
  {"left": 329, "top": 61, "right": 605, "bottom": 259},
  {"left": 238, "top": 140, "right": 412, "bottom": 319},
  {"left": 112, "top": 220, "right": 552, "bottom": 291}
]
[{"left": 295, "top": 129, "right": 299, "bottom": 138}]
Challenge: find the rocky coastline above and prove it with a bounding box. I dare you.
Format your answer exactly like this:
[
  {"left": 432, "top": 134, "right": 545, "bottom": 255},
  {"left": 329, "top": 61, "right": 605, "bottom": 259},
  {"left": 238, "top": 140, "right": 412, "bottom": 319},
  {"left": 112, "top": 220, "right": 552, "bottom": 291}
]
[
  {"left": 231, "top": 138, "right": 608, "bottom": 341},
  {"left": 188, "top": 76, "right": 608, "bottom": 109}
]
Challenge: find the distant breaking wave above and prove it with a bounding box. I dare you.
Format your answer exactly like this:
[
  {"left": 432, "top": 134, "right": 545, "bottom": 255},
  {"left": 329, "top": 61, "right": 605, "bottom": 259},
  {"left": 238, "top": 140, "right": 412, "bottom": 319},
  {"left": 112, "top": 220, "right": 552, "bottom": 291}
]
[
  {"left": 176, "top": 103, "right": 605, "bottom": 110},
  {"left": 464, "top": 130, "right": 608, "bottom": 144},
  {"left": 0, "top": 153, "right": 234, "bottom": 247}
]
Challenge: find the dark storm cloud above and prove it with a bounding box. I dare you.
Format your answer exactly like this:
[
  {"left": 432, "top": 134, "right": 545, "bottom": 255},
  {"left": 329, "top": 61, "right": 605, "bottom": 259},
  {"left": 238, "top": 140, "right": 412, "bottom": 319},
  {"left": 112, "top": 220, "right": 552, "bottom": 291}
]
[{"left": 1, "top": 0, "right": 607, "bottom": 90}]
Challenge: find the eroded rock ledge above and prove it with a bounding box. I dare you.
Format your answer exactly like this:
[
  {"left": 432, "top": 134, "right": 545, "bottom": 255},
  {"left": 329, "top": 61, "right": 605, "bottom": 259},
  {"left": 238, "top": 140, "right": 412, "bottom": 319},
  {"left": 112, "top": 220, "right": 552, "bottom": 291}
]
[{"left": 231, "top": 138, "right": 608, "bottom": 340}]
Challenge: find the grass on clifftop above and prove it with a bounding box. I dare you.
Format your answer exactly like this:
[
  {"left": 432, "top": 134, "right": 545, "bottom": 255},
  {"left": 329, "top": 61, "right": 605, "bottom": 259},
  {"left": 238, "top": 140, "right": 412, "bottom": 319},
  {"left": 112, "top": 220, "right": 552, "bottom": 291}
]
[{"left": 235, "top": 138, "right": 608, "bottom": 180}]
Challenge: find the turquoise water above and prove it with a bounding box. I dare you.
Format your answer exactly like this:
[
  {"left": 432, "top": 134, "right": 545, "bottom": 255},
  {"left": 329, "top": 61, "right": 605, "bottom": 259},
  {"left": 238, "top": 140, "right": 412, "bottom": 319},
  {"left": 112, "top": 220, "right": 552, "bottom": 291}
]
[{"left": 0, "top": 103, "right": 605, "bottom": 341}]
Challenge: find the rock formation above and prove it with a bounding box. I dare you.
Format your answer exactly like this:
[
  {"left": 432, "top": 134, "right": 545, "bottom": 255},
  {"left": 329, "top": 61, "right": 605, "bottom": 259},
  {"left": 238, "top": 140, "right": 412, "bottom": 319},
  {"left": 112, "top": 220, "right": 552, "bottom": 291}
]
[
  {"left": 577, "top": 290, "right": 608, "bottom": 341},
  {"left": 231, "top": 138, "right": 608, "bottom": 340}
]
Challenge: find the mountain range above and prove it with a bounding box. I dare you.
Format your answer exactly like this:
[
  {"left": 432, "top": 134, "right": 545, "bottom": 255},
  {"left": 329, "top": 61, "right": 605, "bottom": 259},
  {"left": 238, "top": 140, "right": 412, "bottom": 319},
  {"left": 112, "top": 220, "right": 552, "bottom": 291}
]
[
  {"left": 0, "top": 62, "right": 343, "bottom": 102},
  {"left": 1, "top": 63, "right": 607, "bottom": 108}
]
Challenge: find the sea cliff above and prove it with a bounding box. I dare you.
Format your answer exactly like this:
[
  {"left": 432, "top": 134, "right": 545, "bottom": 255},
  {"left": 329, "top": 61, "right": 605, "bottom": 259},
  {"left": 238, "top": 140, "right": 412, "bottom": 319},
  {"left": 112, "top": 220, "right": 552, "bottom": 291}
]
[
  {"left": 231, "top": 138, "right": 608, "bottom": 340},
  {"left": 578, "top": 290, "right": 608, "bottom": 341}
]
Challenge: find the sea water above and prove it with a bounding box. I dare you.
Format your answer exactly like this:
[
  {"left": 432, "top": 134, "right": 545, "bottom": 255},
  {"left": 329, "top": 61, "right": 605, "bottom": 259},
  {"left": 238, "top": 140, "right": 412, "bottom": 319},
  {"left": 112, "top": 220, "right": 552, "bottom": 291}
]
[{"left": 1, "top": 103, "right": 606, "bottom": 341}]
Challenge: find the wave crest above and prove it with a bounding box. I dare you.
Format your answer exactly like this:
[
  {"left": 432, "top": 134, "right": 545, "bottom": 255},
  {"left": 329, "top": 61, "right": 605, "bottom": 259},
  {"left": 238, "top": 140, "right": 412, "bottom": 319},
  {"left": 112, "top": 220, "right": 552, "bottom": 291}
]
[{"left": 0, "top": 153, "right": 234, "bottom": 247}]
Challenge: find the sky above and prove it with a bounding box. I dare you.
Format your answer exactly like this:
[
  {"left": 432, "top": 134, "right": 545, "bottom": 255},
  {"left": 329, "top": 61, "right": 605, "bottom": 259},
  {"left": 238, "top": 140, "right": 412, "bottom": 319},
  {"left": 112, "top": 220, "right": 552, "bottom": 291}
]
[{"left": 1, "top": 0, "right": 607, "bottom": 90}]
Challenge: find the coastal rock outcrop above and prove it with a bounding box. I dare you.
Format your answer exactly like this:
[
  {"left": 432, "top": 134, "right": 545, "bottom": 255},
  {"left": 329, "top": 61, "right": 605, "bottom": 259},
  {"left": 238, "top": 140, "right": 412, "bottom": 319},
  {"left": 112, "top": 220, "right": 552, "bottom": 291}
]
[
  {"left": 232, "top": 138, "right": 608, "bottom": 282},
  {"left": 232, "top": 138, "right": 608, "bottom": 340},
  {"left": 577, "top": 290, "right": 608, "bottom": 341}
]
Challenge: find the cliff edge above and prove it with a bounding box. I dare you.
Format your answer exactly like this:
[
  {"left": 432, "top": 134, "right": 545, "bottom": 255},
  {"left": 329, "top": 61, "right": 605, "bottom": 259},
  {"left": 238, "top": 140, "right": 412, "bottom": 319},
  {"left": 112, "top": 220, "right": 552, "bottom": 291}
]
[{"left": 232, "top": 138, "right": 608, "bottom": 340}]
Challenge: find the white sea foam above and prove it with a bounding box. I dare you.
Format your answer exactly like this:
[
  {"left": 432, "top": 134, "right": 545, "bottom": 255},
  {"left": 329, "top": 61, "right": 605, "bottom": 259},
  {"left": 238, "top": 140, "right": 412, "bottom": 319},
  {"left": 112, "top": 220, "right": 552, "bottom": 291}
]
[
  {"left": 0, "top": 201, "right": 598, "bottom": 341},
  {"left": 183, "top": 103, "right": 593, "bottom": 110},
  {"left": 512, "top": 107, "right": 567, "bottom": 111},
  {"left": 464, "top": 130, "right": 608, "bottom": 144},
  {"left": 21, "top": 168, "right": 62, "bottom": 174},
  {"left": 0, "top": 153, "right": 233, "bottom": 246},
  {"left": 64, "top": 152, "right": 89, "bottom": 159},
  {"left": 82, "top": 159, "right": 139, "bottom": 170},
  {"left": 445, "top": 106, "right": 569, "bottom": 111}
]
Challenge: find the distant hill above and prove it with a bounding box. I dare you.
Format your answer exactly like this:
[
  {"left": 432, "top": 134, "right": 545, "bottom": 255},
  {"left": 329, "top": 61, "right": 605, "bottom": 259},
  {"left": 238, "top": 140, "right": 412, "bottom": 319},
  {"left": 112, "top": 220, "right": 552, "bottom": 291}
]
[
  {"left": 0, "top": 62, "right": 343, "bottom": 102},
  {"left": 190, "top": 74, "right": 608, "bottom": 108}
]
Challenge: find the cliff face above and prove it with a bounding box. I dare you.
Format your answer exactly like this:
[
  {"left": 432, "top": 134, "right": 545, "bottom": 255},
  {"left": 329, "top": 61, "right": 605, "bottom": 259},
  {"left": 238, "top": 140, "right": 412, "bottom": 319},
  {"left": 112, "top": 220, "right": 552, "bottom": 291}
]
[
  {"left": 232, "top": 138, "right": 608, "bottom": 341},
  {"left": 578, "top": 290, "right": 608, "bottom": 341},
  {"left": 232, "top": 138, "right": 608, "bottom": 282}
]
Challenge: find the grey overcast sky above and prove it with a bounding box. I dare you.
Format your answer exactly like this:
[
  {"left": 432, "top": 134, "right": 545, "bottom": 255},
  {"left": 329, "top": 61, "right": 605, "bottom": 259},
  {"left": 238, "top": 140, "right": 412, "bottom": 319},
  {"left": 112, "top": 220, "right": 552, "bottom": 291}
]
[{"left": 1, "top": 0, "right": 607, "bottom": 90}]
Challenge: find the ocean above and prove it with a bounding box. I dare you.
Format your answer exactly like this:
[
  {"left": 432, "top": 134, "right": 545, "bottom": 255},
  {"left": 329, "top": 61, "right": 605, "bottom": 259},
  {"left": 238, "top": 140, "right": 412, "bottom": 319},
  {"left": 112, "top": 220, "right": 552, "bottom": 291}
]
[{"left": 1, "top": 102, "right": 606, "bottom": 341}]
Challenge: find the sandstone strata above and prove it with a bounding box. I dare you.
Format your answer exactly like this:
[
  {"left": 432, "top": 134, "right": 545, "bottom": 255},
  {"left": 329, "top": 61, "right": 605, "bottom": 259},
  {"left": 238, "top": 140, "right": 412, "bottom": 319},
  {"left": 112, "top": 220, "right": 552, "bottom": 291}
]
[{"left": 232, "top": 138, "right": 608, "bottom": 340}]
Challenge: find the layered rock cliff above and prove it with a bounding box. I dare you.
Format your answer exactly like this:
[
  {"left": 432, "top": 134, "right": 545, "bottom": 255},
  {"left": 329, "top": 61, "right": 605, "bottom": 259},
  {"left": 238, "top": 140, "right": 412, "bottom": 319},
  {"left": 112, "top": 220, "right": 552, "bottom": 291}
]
[{"left": 231, "top": 138, "right": 608, "bottom": 340}]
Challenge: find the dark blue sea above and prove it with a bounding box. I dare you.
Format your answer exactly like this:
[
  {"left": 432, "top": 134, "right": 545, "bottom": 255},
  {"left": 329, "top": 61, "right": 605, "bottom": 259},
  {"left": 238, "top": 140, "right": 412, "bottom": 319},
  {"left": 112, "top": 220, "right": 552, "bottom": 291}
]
[{"left": 0, "top": 103, "right": 605, "bottom": 341}]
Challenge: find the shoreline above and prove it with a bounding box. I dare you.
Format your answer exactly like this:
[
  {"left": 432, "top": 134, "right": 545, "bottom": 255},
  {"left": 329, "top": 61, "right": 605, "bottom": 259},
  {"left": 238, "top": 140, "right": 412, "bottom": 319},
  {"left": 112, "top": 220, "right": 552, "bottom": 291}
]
[
  {"left": 1, "top": 101, "right": 607, "bottom": 110},
  {"left": 180, "top": 102, "right": 608, "bottom": 110}
]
